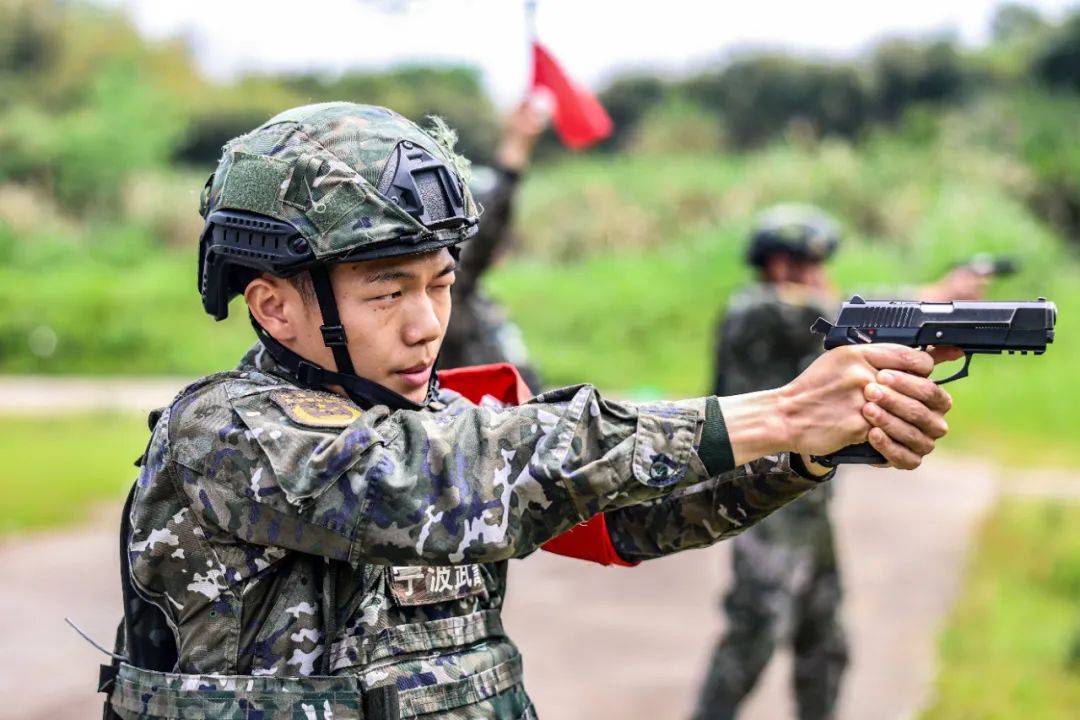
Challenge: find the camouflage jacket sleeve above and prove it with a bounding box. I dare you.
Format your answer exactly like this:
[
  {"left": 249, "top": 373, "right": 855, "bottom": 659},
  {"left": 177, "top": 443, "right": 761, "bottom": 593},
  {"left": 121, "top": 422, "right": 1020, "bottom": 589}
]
[
  {"left": 603, "top": 454, "right": 827, "bottom": 562},
  {"left": 167, "top": 378, "right": 757, "bottom": 567}
]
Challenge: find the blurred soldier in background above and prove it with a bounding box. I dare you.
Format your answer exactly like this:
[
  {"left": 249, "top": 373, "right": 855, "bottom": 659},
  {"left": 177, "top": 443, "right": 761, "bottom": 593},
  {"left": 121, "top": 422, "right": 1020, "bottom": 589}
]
[
  {"left": 695, "top": 204, "right": 847, "bottom": 720},
  {"left": 695, "top": 205, "right": 990, "bottom": 720},
  {"left": 440, "top": 98, "right": 548, "bottom": 390}
]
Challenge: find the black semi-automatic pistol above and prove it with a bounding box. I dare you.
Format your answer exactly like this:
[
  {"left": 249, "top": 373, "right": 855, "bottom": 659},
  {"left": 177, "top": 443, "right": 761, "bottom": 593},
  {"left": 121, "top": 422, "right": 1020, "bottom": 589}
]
[{"left": 810, "top": 295, "right": 1057, "bottom": 466}]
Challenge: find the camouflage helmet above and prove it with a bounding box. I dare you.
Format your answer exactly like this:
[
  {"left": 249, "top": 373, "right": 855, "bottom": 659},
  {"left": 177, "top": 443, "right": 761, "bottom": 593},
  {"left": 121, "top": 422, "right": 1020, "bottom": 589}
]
[
  {"left": 196, "top": 103, "right": 480, "bottom": 410},
  {"left": 199, "top": 102, "right": 479, "bottom": 320},
  {"left": 746, "top": 204, "right": 841, "bottom": 268}
]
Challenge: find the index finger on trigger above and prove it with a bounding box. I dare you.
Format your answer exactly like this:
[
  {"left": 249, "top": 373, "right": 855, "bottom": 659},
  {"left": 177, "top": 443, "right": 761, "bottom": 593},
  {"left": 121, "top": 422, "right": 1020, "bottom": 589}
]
[
  {"left": 857, "top": 344, "right": 934, "bottom": 377},
  {"left": 927, "top": 345, "right": 965, "bottom": 364}
]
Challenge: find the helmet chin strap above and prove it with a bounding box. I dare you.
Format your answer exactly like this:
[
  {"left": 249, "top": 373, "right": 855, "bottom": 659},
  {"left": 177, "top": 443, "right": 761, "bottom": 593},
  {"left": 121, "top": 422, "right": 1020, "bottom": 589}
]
[{"left": 252, "top": 265, "right": 439, "bottom": 411}]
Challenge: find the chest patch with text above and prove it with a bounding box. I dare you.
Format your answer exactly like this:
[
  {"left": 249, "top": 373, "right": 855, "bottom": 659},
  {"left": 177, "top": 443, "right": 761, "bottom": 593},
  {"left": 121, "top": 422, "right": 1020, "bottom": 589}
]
[{"left": 388, "top": 565, "right": 485, "bottom": 606}]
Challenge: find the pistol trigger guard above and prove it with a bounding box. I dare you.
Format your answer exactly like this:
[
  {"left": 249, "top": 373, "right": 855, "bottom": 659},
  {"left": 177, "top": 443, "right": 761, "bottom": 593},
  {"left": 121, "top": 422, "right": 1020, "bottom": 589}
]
[{"left": 934, "top": 352, "right": 973, "bottom": 385}]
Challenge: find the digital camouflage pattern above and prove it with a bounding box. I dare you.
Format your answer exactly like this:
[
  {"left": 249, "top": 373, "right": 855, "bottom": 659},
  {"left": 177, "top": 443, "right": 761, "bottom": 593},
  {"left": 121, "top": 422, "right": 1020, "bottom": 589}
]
[
  {"left": 114, "top": 341, "right": 825, "bottom": 718},
  {"left": 695, "top": 282, "right": 848, "bottom": 720},
  {"left": 200, "top": 103, "right": 479, "bottom": 260},
  {"left": 110, "top": 662, "right": 535, "bottom": 719}
]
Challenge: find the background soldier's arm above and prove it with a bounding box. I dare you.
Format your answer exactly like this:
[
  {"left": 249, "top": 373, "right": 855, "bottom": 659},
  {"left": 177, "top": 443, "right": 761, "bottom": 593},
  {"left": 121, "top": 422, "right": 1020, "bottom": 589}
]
[{"left": 454, "top": 169, "right": 518, "bottom": 301}]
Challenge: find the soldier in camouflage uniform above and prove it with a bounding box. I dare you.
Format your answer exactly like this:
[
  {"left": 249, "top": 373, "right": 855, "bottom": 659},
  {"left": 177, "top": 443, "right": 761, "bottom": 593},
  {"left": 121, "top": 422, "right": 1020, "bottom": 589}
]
[
  {"left": 441, "top": 99, "right": 547, "bottom": 390},
  {"left": 694, "top": 205, "right": 848, "bottom": 720},
  {"left": 101, "top": 107, "right": 957, "bottom": 720},
  {"left": 694, "top": 206, "right": 992, "bottom": 720}
]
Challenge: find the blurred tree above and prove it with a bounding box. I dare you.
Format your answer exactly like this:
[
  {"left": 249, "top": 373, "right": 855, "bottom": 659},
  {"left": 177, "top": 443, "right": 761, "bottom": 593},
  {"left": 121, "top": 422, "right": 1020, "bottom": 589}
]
[
  {"left": 869, "top": 38, "right": 967, "bottom": 121},
  {"left": 285, "top": 66, "right": 499, "bottom": 164},
  {"left": 178, "top": 66, "right": 498, "bottom": 166},
  {"left": 1033, "top": 12, "right": 1080, "bottom": 92},
  {"left": 595, "top": 74, "right": 670, "bottom": 150},
  {"left": 991, "top": 3, "right": 1046, "bottom": 42},
  {"left": 0, "top": 0, "right": 56, "bottom": 73},
  {"left": 627, "top": 99, "right": 723, "bottom": 155},
  {"left": 0, "top": 0, "right": 60, "bottom": 109},
  {"left": 0, "top": 59, "right": 185, "bottom": 215},
  {"left": 685, "top": 56, "right": 869, "bottom": 148}
]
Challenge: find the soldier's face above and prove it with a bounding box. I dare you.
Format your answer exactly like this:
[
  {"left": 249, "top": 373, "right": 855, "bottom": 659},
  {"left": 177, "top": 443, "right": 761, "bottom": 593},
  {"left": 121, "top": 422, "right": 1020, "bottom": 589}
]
[
  {"left": 765, "top": 254, "right": 830, "bottom": 289},
  {"left": 266, "top": 249, "right": 456, "bottom": 403},
  {"left": 792, "top": 259, "right": 830, "bottom": 290}
]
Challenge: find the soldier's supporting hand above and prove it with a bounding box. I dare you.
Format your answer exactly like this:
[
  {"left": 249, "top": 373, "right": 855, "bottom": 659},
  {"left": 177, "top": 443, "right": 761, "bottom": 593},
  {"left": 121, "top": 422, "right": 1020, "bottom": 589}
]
[
  {"left": 720, "top": 344, "right": 958, "bottom": 472},
  {"left": 918, "top": 266, "right": 991, "bottom": 302}
]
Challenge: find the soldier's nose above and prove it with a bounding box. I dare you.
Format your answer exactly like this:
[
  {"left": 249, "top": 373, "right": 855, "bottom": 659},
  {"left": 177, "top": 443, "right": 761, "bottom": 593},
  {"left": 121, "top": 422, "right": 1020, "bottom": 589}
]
[{"left": 402, "top": 297, "right": 442, "bottom": 347}]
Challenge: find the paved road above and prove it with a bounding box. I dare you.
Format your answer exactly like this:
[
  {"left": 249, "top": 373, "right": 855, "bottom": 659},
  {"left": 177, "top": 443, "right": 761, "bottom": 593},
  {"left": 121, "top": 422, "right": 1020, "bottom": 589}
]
[
  {"left": 0, "top": 376, "right": 190, "bottom": 415},
  {"left": 1, "top": 457, "right": 1005, "bottom": 720}
]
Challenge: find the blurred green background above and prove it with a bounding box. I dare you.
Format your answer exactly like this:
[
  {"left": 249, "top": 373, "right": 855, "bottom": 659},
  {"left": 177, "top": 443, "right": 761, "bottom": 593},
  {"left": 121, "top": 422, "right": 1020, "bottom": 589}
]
[
  {"left": 1, "top": 1, "right": 1078, "bottom": 716},
  {"left": 2, "top": 2, "right": 1077, "bottom": 468}
]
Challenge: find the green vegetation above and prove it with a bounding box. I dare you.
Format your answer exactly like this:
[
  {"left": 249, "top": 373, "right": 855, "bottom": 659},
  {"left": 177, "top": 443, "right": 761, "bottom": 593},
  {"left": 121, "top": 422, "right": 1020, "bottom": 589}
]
[
  {"left": 921, "top": 500, "right": 1080, "bottom": 719},
  {"left": 0, "top": 413, "right": 147, "bottom": 533},
  {"left": 489, "top": 143, "right": 1080, "bottom": 466},
  {"left": 0, "top": 0, "right": 1077, "bottom": 466},
  {"left": 4, "top": 134, "right": 1077, "bottom": 464}
]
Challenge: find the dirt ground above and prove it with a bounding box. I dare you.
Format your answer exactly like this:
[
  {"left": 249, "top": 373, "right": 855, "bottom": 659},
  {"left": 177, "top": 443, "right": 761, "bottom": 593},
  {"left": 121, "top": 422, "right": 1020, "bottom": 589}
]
[{"left": 1, "top": 455, "right": 1006, "bottom": 720}]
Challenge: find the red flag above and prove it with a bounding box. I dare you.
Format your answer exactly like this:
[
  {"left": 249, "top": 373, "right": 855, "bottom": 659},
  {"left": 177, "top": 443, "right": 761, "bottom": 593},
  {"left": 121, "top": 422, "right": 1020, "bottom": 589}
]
[{"left": 531, "top": 41, "right": 613, "bottom": 150}]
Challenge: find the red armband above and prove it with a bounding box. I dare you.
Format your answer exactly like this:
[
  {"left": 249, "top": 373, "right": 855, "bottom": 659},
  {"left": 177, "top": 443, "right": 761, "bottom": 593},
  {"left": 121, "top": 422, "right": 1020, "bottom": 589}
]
[
  {"left": 438, "top": 363, "right": 533, "bottom": 406},
  {"left": 540, "top": 514, "right": 638, "bottom": 567}
]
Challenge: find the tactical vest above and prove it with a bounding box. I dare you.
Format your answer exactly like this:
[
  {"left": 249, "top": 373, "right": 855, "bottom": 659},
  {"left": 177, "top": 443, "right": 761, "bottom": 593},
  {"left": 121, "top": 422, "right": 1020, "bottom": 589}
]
[{"left": 100, "top": 363, "right": 628, "bottom": 720}]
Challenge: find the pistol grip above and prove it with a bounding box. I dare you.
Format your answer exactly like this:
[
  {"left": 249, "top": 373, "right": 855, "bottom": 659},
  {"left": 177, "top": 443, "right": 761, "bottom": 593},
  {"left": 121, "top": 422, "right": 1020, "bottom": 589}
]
[{"left": 812, "top": 442, "right": 886, "bottom": 466}]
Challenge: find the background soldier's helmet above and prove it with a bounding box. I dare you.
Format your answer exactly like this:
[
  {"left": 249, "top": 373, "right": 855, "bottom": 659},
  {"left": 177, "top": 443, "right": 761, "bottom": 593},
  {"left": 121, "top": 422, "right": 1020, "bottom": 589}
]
[
  {"left": 198, "top": 102, "right": 480, "bottom": 320},
  {"left": 195, "top": 103, "right": 480, "bottom": 410},
  {"left": 746, "top": 204, "right": 841, "bottom": 268}
]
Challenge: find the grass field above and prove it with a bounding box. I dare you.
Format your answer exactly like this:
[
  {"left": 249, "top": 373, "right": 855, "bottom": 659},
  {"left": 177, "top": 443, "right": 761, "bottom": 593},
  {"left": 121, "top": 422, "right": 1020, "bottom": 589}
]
[
  {"left": 489, "top": 163, "right": 1080, "bottom": 466},
  {"left": 921, "top": 499, "right": 1080, "bottom": 719},
  {"left": 0, "top": 413, "right": 146, "bottom": 534}
]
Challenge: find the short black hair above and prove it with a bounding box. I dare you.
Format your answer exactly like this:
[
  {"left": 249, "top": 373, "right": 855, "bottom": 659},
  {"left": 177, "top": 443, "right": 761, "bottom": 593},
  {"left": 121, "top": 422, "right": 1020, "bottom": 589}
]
[
  {"left": 236, "top": 269, "right": 315, "bottom": 304},
  {"left": 285, "top": 271, "right": 315, "bottom": 304}
]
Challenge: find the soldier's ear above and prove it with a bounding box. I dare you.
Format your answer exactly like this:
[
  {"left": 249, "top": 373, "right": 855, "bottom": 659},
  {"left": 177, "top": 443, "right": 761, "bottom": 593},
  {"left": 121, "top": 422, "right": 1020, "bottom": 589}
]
[{"left": 245, "top": 274, "right": 299, "bottom": 342}]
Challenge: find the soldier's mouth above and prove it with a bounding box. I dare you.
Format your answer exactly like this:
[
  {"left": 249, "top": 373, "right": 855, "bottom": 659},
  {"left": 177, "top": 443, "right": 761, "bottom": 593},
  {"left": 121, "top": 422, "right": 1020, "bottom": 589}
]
[{"left": 395, "top": 362, "right": 433, "bottom": 389}]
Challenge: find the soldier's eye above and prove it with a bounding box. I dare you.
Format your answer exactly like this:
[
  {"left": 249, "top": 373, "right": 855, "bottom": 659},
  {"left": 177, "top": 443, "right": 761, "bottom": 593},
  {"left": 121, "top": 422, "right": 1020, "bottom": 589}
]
[{"left": 371, "top": 290, "right": 402, "bottom": 302}]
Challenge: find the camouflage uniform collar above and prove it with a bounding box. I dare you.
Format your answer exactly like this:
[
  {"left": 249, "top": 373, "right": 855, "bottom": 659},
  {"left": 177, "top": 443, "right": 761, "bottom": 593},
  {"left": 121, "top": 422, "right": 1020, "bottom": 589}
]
[
  {"left": 242, "top": 341, "right": 291, "bottom": 381},
  {"left": 240, "top": 341, "right": 448, "bottom": 411}
]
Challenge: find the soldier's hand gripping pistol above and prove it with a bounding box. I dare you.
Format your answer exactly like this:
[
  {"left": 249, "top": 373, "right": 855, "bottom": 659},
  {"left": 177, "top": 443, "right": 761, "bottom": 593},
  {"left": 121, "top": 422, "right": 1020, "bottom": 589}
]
[{"left": 810, "top": 295, "right": 1057, "bottom": 466}]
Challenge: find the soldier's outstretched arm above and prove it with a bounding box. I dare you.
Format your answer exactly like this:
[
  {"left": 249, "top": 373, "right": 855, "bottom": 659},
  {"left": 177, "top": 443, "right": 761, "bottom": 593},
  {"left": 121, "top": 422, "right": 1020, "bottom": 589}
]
[
  {"left": 606, "top": 344, "right": 956, "bottom": 561},
  {"left": 603, "top": 454, "right": 822, "bottom": 562},
  {"left": 167, "top": 382, "right": 737, "bottom": 567},
  {"left": 159, "top": 344, "right": 950, "bottom": 566}
]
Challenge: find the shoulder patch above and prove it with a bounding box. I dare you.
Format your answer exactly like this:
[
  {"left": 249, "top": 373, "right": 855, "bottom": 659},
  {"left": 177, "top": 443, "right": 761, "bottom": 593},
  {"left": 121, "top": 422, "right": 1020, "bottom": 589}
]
[{"left": 270, "top": 389, "right": 363, "bottom": 429}]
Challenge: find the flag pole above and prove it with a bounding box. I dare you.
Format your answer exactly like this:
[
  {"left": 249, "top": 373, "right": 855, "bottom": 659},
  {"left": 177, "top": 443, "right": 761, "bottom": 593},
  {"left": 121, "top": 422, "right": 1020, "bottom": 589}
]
[
  {"left": 524, "top": 0, "right": 538, "bottom": 93},
  {"left": 525, "top": 0, "right": 538, "bottom": 43}
]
